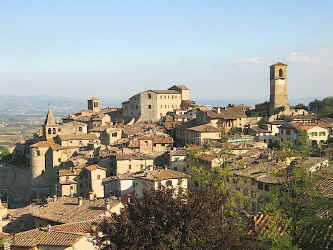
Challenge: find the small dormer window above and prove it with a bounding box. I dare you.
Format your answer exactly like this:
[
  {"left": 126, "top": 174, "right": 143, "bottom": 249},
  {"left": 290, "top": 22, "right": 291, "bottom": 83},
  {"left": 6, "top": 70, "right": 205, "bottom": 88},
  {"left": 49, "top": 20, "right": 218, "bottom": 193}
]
[{"left": 148, "top": 93, "right": 152, "bottom": 99}]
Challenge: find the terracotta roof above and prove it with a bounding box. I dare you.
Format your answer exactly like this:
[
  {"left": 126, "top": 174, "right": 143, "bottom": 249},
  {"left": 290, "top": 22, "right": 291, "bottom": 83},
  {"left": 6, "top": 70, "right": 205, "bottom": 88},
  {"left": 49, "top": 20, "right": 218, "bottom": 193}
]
[
  {"left": 88, "top": 96, "right": 99, "bottom": 100},
  {"left": 317, "top": 178, "right": 333, "bottom": 198},
  {"left": 271, "top": 61, "right": 288, "bottom": 66},
  {"left": 50, "top": 218, "right": 104, "bottom": 233},
  {"left": 138, "top": 135, "right": 173, "bottom": 144},
  {"left": 206, "top": 106, "right": 247, "bottom": 120},
  {"left": 31, "top": 197, "right": 108, "bottom": 223},
  {"left": 251, "top": 214, "right": 333, "bottom": 249},
  {"left": 85, "top": 164, "right": 107, "bottom": 171},
  {"left": 292, "top": 123, "right": 328, "bottom": 131},
  {"left": 113, "top": 153, "right": 154, "bottom": 161},
  {"left": 9, "top": 227, "right": 86, "bottom": 248},
  {"left": 30, "top": 140, "right": 62, "bottom": 150},
  {"left": 149, "top": 90, "right": 180, "bottom": 94},
  {"left": 138, "top": 169, "right": 190, "bottom": 181},
  {"left": 58, "top": 169, "right": 81, "bottom": 176},
  {"left": 58, "top": 134, "right": 98, "bottom": 141},
  {"left": 187, "top": 124, "right": 220, "bottom": 132}
]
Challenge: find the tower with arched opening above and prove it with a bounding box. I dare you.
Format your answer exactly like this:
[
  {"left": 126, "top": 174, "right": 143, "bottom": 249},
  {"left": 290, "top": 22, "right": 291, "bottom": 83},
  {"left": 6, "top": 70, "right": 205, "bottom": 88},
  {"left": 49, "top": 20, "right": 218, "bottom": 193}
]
[{"left": 269, "top": 62, "right": 289, "bottom": 113}]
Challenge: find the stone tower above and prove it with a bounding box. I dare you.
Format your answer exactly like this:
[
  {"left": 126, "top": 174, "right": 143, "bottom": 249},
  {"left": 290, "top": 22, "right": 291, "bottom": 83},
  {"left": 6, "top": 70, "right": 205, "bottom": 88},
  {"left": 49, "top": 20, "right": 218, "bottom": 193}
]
[
  {"left": 43, "top": 108, "right": 58, "bottom": 140},
  {"left": 270, "top": 62, "right": 289, "bottom": 113},
  {"left": 88, "top": 97, "right": 100, "bottom": 112}
]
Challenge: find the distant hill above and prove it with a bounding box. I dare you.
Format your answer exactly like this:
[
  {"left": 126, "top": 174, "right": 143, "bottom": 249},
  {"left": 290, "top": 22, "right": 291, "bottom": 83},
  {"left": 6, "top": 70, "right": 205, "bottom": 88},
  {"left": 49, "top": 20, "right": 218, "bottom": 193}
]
[
  {"left": 0, "top": 95, "right": 120, "bottom": 117},
  {"left": 0, "top": 95, "right": 322, "bottom": 118}
]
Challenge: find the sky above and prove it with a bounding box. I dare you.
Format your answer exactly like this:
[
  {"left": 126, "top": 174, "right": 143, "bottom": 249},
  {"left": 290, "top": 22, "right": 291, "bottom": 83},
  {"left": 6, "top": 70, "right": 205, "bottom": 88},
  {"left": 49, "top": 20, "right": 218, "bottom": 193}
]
[{"left": 1, "top": 0, "right": 333, "bottom": 104}]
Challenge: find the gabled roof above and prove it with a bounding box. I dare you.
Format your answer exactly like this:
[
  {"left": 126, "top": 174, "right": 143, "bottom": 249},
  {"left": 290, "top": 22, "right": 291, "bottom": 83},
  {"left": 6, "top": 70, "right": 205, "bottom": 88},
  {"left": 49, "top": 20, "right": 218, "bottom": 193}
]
[
  {"left": 271, "top": 61, "right": 288, "bottom": 66},
  {"left": 58, "top": 134, "right": 98, "bottom": 141},
  {"left": 44, "top": 108, "right": 56, "bottom": 126},
  {"left": 85, "top": 164, "right": 107, "bottom": 171},
  {"left": 138, "top": 169, "right": 190, "bottom": 181},
  {"left": 30, "top": 140, "right": 62, "bottom": 150},
  {"left": 149, "top": 90, "right": 180, "bottom": 94},
  {"left": 9, "top": 227, "right": 87, "bottom": 248},
  {"left": 31, "top": 197, "right": 109, "bottom": 223},
  {"left": 187, "top": 124, "right": 220, "bottom": 132}
]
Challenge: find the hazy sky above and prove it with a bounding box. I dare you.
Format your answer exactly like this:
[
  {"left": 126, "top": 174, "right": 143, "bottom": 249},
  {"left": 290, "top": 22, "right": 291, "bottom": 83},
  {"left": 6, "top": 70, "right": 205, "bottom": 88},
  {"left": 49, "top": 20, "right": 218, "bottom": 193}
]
[{"left": 1, "top": 1, "right": 333, "bottom": 103}]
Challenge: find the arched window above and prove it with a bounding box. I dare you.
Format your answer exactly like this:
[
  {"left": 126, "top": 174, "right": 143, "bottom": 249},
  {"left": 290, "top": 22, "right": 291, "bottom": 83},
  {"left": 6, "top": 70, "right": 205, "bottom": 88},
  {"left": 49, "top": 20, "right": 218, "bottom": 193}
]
[
  {"left": 53, "top": 128, "right": 56, "bottom": 134},
  {"left": 48, "top": 128, "right": 52, "bottom": 134},
  {"left": 279, "top": 69, "right": 283, "bottom": 78}
]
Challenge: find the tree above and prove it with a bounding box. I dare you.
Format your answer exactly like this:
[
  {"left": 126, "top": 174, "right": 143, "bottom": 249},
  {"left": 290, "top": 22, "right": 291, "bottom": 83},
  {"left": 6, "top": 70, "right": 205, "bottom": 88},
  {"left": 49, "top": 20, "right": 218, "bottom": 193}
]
[
  {"left": 261, "top": 166, "right": 333, "bottom": 249},
  {"left": 95, "top": 169, "right": 256, "bottom": 249},
  {"left": 0, "top": 148, "right": 10, "bottom": 161},
  {"left": 295, "top": 129, "right": 311, "bottom": 158}
]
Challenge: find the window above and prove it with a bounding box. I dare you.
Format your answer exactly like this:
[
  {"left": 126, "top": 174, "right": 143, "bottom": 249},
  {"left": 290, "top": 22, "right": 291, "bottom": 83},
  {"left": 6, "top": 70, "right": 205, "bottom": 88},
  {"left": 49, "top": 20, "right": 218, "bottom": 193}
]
[
  {"left": 37, "top": 150, "right": 41, "bottom": 156},
  {"left": 166, "top": 180, "right": 172, "bottom": 186},
  {"left": 264, "top": 184, "right": 270, "bottom": 192},
  {"left": 311, "top": 132, "right": 318, "bottom": 136},
  {"left": 48, "top": 128, "right": 52, "bottom": 134},
  {"left": 53, "top": 128, "right": 56, "bottom": 134},
  {"left": 165, "top": 105, "right": 167, "bottom": 108},
  {"left": 258, "top": 183, "right": 263, "bottom": 190},
  {"left": 58, "top": 128, "right": 62, "bottom": 132},
  {"left": 97, "top": 175, "right": 101, "bottom": 180},
  {"left": 148, "top": 93, "right": 152, "bottom": 99},
  {"left": 70, "top": 186, "right": 73, "bottom": 190},
  {"left": 279, "top": 69, "right": 283, "bottom": 78},
  {"left": 161, "top": 105, "right": 163, "bottom": 108},
  {"left": 129, "top": 165, "right": 132, "bottom": 169},
  {"left": 319, "top": 132, "right": 326, "bottom": 136},
  {"left": 178, "top": 179, "right": 183, "bottom": 185},
  {"left": 79, "top": 127, "right": 82, "bottom": 132},
  {"left": 141, "top": 164, "right": 144, "bottom": 170},
  {"left": 148, "top": 105, "right": 152, "bottom": 109},
  {"left": 112, "top": 132, "right": 117, "bottom": 137},
  {"left": 58, "top": 158, "right": 61, "bottom": 163},
  {"left": 286, "top": 130, "right": 291, "bottom": 135},
  {"left": 66, "top": 176, "right": 69, "bottom": 180}
]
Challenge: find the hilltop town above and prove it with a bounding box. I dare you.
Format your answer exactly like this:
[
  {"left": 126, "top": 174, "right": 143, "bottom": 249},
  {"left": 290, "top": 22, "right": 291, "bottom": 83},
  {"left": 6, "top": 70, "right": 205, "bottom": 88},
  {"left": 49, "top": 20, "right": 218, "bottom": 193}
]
[{"left": 0, "top": 62, "right": 333, "bottom": 249}]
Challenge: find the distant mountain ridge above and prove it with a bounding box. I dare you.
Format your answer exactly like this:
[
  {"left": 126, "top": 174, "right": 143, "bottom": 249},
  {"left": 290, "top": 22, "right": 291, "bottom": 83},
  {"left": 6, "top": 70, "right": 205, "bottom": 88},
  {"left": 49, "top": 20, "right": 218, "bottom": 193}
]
[{"left": 0, "top": 95, "right": 322, "bottom": 117}]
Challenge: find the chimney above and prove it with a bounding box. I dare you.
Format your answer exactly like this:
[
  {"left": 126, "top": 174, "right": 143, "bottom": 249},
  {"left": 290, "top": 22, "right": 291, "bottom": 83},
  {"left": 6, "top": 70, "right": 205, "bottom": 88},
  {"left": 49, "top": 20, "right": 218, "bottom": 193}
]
[{"left": 78, "top": 197, "right": 83, "bottom": 206}]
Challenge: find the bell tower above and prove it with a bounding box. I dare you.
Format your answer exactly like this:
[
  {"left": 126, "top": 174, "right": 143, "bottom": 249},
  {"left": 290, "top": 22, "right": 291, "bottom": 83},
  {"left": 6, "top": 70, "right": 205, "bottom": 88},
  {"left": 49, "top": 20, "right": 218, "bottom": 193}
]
[
  {"left": 88, "top": 97, "right": 100, "bottom": 112},
  {"left": 270, "top": 62, "right": 289, "bottom": 113}
]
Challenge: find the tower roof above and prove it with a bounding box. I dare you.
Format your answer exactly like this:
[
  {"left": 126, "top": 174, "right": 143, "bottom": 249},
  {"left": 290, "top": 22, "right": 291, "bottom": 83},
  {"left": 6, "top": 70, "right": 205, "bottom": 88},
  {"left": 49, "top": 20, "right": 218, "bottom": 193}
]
[
  {"left": 44, "top": 108, "right": 56, "bottom": 126},
  {"left": 88, "top": 96, "right": 99, "bottom": 100},
  {"left": 271, "top": 62, "right": 288, "bottom": 67}
]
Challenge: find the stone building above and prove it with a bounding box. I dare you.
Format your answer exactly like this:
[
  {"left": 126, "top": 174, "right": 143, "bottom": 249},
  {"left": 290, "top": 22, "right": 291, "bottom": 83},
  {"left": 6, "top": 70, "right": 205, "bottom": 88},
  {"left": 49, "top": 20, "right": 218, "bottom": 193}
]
[
  {"left": 122, "top": 85, "right": 190, "bottom": 123},
  {"left": 133, "top": 169, "right": 189, "bottom": 198},
  {"left": 184, "top": 124, "right": 221, "bottom": 146},
  {"left": 279, "top": 123, "right": 329, "bottom": 146},
  {"left": 57, "top": 168, "right": 81, "bottom": 197},
  {"left": 107, "top": 153, "right": 154, "bottom": 176},
  {"left": 80, "top": 165, "right": 107, "bottom": 199},
  {"left": 269, "top": 62, "right": 289, "bottom": 113}
]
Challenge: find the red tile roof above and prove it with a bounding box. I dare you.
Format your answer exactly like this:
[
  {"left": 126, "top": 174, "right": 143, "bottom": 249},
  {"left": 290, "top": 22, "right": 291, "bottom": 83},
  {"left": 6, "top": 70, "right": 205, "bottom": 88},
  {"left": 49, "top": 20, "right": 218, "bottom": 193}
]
[{"left": 85, "top": 164, "right": 107, "bottom": 171}]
